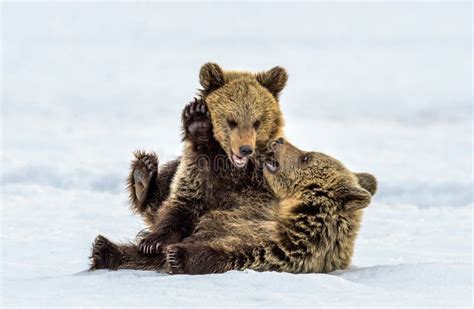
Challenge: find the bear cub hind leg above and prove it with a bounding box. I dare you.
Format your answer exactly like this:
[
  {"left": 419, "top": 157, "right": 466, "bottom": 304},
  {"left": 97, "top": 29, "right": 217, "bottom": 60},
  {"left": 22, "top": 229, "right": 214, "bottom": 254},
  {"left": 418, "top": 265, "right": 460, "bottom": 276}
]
[{"left": 90, "top": 235, "right": 123, "bottom": 270}]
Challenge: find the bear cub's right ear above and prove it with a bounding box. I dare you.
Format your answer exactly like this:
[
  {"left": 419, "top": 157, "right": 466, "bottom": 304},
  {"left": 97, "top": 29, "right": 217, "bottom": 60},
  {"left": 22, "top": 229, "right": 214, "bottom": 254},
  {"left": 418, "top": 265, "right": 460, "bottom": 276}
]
[{"left": 199, "top": 62, "right": 225, "bottom": 92}]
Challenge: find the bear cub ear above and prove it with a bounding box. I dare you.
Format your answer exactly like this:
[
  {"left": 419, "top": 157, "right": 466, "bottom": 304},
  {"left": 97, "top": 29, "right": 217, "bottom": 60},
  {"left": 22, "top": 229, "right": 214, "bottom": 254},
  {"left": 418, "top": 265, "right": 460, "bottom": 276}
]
[
  {"left": 256, "top": 66, "right": 288, "bottom": 98},
  {"left": 355, "top": 173, "right": 377, "bottom": 196},
  {"left": 336, "top": 185, "right": 372, "bottom": 212},
  {"left": 199, "top": 62, "right": 225, "bottom": 92}
]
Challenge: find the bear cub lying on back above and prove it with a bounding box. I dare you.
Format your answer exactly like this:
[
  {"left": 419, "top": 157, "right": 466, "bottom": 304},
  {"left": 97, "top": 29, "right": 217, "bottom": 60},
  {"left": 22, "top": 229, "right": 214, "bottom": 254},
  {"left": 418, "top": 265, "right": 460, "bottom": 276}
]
[{"left": 165, "top": 138, "right": 377, "bottom": 274}]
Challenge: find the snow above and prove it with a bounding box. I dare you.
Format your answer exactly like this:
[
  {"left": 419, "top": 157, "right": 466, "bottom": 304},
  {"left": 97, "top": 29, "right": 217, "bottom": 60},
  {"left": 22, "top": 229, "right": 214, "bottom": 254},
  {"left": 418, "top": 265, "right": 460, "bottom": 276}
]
[{"left": 1, "top": 2, "right": 472, "bottom": 307}]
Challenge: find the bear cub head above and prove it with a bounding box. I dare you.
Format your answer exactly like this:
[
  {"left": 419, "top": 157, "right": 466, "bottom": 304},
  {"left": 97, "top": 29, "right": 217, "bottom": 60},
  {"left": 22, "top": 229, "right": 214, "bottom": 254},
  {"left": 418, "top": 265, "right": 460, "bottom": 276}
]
[
  {"left": 263, "top": 138, "right": 377, "bottom": 271},
  {"left": 199, "top": 62, "right": 288, "bottom": 169},
  {"left": 263, "top": 138, "right": 377, "bottom": 211}
]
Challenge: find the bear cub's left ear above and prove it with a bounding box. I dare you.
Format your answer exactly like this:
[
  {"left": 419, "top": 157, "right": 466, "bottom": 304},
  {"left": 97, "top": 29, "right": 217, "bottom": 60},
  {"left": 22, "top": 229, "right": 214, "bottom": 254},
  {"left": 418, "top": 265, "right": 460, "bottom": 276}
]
[
  {"left": 256, "top": 66, "right": 288, "bottom": 99},
  {"left": 355, "top": 173, "right": 377, "bottom": 196}
]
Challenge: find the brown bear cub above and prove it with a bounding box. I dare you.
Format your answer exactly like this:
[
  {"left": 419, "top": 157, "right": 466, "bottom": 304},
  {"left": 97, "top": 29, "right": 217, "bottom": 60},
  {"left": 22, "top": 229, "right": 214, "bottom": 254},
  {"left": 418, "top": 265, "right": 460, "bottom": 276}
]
[
  {"left": 90, "top": 63, "right": 288, "bottom": 270},
  {"left": 164, "top": 139, "right": 377, "bottom": 274},
  {"left": 127, "top": 63, "right": 288, "bottom": 230},
  {"left": 135, "top": 63, "right": 288, "bottom": 255}
]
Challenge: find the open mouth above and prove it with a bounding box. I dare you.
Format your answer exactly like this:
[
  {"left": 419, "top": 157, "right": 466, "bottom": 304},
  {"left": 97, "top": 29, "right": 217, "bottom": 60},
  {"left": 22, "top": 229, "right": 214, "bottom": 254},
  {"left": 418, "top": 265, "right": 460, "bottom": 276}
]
[
  {"left": 265, "top": 161, "right": 278, "bottom": 173},
  {"left": 261, "top": 146, "right": 279, "bottom": 173},
  {"left": 231, "top": 153, "right": 249, "bottom": 168},
  {"left": 262, "top": 144, "right": 280, "bottom": 173}
]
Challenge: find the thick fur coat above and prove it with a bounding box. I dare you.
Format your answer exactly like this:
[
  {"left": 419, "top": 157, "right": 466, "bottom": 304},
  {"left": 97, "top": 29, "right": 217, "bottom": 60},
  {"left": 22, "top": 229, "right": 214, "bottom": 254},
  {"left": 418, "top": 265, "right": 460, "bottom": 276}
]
[
  {"left": 89, "top": 64, "right": 376, "bottom": 275},
  {"left": 163, "top": 139, "right": 377, "bottom": 274},
  {"left": 90, "top": 63, "right": 289, "bottom": 270}
]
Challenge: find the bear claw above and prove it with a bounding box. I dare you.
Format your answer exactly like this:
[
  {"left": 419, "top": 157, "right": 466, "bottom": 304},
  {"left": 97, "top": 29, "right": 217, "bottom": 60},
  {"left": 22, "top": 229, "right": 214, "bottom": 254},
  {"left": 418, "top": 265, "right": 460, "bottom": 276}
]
[
  {"left": 166, "top": 246, "right": 185, "bottom": 274},
  {"left": 138, "top": 234, "right": 165, "bottom": 255},
  {"left": 138, "top": 242, "right": 161, "bottom": 255}
]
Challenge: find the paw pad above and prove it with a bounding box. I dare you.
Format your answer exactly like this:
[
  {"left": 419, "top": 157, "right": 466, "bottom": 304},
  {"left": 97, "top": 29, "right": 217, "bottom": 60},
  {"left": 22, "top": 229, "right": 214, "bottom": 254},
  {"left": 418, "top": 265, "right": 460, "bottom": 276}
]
[
  {"left": 183, "top": 98, "right": 211, "bottom": 136},
  {"left": 131, "top": 152, "right": 158, "bottom": 203}
]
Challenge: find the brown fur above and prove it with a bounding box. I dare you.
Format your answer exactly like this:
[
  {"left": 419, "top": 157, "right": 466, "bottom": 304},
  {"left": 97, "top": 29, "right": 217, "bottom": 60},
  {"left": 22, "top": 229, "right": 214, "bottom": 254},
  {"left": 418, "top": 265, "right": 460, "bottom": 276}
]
[
  {"left": 90, "top": 63, "right": 289, "bottom": 269},
  {"left": 90, "top": 235, "right": 165, "bottom": 271},
  {"left": 205, "top": 66, "right": 286, "bottom": 161},
  {"left": 125, "top": 64, "right": 287, "bottom": 228},
  {"left": 164, "top": 139, "right": 377, "bottom": 274},
  {"left": 126, "top": 151, "right": 181, "bottom": 227},
  {"left": 136, "top": 63, "right": 288, "bottom": 254}
]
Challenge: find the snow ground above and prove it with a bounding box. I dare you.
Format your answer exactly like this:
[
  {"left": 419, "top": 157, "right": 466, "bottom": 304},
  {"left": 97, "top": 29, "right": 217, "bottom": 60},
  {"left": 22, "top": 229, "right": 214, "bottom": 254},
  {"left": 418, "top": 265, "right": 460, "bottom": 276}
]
[{"left": 1, "top": 2, "right": 473, "bottom": 307}]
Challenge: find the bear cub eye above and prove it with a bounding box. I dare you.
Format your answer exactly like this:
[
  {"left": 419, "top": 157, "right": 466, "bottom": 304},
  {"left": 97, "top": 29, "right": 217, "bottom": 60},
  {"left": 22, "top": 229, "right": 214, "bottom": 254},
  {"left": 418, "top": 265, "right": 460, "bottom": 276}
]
[
  {"left": 227, "top": 119, "right": 238, "bottom": 128},
  {"left": 253, "top": 120, "right": 261, "bottom": 130},
  {"left": 300, "top": 154, "right": 311, "bottom": 165}
]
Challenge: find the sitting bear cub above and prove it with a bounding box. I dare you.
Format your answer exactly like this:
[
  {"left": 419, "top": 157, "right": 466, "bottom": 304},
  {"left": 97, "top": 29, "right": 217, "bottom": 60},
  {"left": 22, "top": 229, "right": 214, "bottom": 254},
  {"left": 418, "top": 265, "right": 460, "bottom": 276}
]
[
  {"left": 165, "top": 138, "right": 377, "bottom": 274},
  {"left": 132, "top": 63, "right": 288, "bottom": 255},
  {"left": 89, "top": 63, "right": 289, "bottom": 270}
]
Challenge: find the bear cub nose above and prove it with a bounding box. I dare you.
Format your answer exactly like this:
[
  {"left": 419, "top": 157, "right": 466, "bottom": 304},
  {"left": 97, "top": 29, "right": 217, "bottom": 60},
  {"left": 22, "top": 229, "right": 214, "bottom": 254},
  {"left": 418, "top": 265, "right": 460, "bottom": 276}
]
[{"left": 239, "top": 145, "right": 253, "bottom": 156}]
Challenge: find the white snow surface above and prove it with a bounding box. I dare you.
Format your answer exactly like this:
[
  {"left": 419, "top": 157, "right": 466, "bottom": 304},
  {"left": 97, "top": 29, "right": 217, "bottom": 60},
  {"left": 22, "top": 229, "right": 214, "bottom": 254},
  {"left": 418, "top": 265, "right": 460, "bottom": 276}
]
[{"left": 1, "top": 2, "right": 473, "bottom": 307}]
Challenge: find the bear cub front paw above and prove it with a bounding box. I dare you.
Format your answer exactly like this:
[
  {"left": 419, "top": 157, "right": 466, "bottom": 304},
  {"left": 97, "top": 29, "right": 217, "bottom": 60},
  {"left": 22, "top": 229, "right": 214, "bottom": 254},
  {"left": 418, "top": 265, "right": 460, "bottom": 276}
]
[
  {"left": 182, "top": 98, "right": 211, "bottom": 145},
  {"left": 138, "top": 230, "right": 181, "bottom": 255}
]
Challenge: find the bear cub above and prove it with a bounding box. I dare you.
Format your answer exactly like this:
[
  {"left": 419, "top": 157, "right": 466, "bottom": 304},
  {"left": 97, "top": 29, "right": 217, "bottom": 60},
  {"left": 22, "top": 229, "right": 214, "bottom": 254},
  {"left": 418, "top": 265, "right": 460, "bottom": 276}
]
[
  {"left": 165, "top": 138, "right": 377, "bottom": 274},
  {"left": 90, "top": 63, "right": 289, "bottom": 270}
]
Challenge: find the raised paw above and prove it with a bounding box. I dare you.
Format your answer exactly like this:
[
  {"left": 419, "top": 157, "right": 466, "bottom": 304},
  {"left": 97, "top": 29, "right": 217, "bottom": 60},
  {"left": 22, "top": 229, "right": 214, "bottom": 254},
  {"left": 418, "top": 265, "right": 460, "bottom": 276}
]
[
  {"left": 130, "top": 151, "right": 158, "bottom": 204},
  {"left": 166, "top": 244, "right": 187, "bottom": 274},
  {"left": 89, "top": 235, "right": 123, "bottom": 270},
  {"left": 182, "top": 98, "right": 211, "bottom": 144}
]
